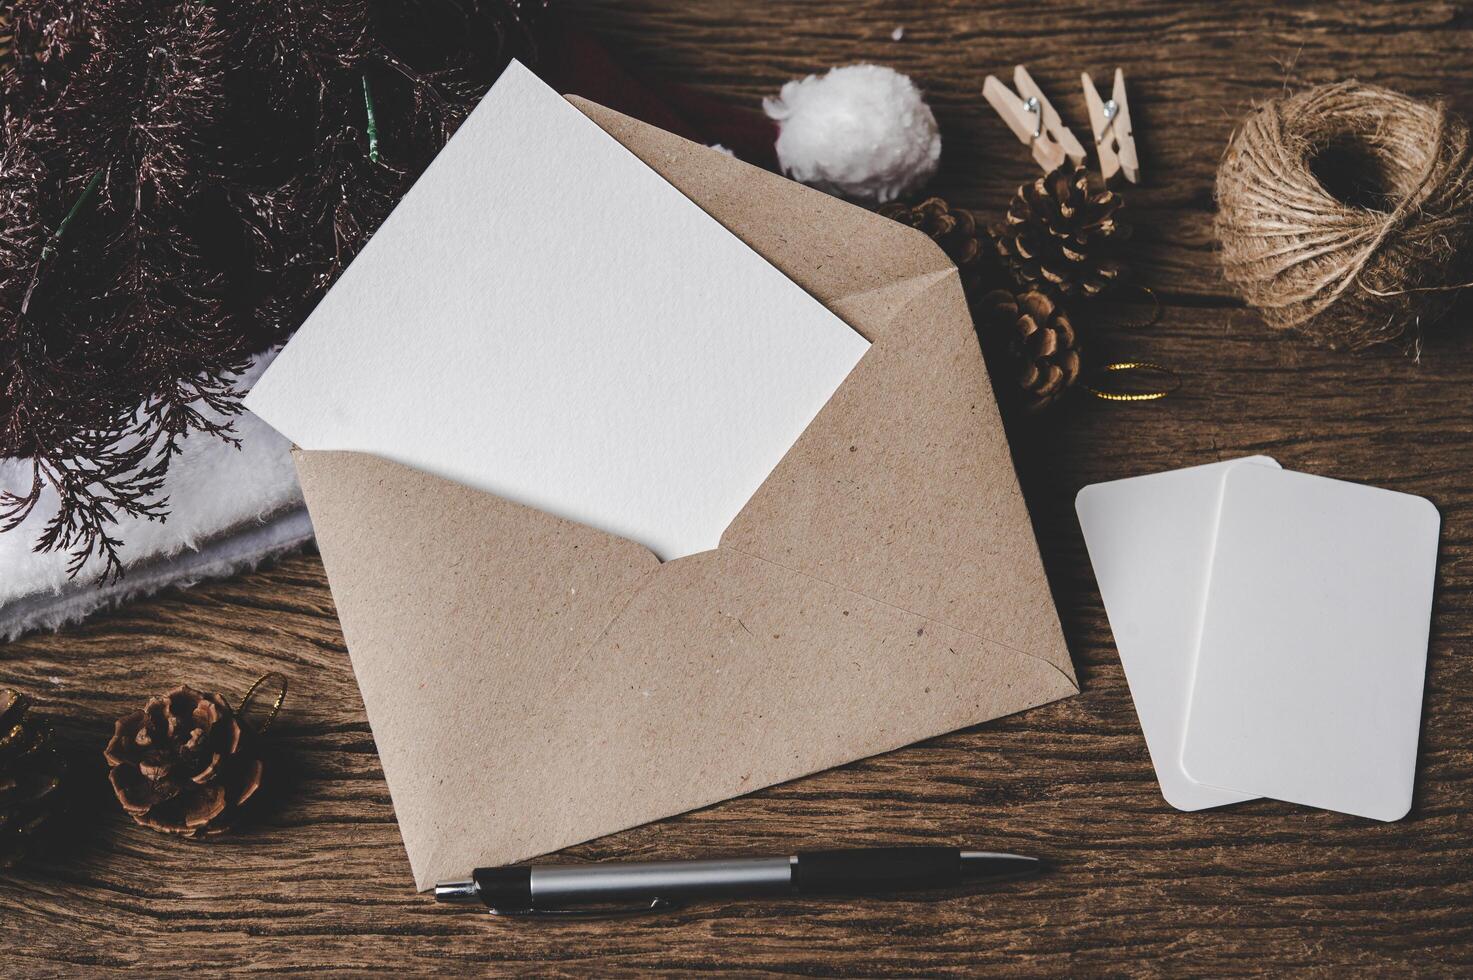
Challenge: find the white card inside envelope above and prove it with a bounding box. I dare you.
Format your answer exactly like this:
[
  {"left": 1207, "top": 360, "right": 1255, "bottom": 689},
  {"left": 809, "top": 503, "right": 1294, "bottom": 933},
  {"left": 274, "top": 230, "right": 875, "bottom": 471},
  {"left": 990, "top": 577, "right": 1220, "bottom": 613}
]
[
  {"left": 244, "top": 61, "right": 869, "bottom": 561},
  {"left": 1182, "top": 466, "right": 1440, "bottom": 820},
  {"left": 1077, "top": 456, "right": 1278, "bottom": 810}
]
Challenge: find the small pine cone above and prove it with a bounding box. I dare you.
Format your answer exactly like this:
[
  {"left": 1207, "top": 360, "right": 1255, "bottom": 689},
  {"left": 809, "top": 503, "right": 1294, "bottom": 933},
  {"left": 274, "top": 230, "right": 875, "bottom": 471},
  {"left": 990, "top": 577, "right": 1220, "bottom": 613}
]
[
  {"left": 0, "top": 688, "right": 67, "bottom": 868},
  {"left": 981, "top": 287, "right": 1082, "bottom": 411},
  {"left": 105, "top": 686, "right": 264, "bottom": 838},
  {"left": 880, "top": 197, "right": 998, "bottom": 295},
  {"left": 990, "top": 167, "right": 1129, "bottom": 298}
]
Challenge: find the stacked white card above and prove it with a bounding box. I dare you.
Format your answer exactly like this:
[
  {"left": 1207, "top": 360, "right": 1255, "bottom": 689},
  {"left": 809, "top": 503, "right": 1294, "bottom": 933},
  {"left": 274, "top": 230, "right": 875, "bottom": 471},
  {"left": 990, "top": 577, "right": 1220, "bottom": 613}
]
[{"left": 1078, "top": 457, "right": 1440, "bottom": 820}]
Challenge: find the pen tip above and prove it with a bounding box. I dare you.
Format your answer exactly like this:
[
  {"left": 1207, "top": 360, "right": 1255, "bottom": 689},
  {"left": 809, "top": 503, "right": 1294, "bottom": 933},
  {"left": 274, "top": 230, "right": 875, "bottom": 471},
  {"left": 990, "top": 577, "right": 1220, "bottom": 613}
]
[
  {"left": 959, "top": 851, "right": 1045, "bottom": 882},
  {"left": 434, "top": 880, "right": 482, "bottom": 904}
]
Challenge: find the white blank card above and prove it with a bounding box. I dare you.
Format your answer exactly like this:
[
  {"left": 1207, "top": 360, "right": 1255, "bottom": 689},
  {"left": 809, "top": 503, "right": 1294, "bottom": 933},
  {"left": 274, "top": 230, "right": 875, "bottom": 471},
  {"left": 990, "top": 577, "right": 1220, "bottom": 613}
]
[
  {"left": 1077, "top": 457, "right": 1277, "bottom": 810},
  {"left": 245, "top": 61, "right": 869, "bottom": 562},
  {"left": 1181, "top": 466, "right": 1440, "bottom": 821}
]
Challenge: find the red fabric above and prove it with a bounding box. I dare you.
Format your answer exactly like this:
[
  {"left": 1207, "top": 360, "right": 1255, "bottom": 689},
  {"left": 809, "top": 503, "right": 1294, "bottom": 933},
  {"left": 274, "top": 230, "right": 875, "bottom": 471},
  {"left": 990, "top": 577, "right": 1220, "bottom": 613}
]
[{"left": 538, "top": 24, "right": 780, "bottom": 171}]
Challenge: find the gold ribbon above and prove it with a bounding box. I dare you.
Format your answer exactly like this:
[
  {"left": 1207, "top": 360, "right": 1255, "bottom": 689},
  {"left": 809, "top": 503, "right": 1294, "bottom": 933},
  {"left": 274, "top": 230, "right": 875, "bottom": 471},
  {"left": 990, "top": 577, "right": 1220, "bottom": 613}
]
[
  {"left": 236, "top": 672, "right": 289, "bottom": 735},
  {"left": 1084, "top": 360, "right": 1180, "bottom": 403},
  {"left": 1082, "top": 285, "right": 1177, "bottom": 402}
]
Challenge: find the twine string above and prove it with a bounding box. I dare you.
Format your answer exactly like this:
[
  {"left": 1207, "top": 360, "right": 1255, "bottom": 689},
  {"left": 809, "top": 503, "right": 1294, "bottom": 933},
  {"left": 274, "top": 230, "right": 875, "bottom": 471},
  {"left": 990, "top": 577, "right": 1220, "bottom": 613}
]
[
  {"left": 236, "top": 672, "right": 288, "bottom": 735},
  {"left": 1215, "top": 82, "right": 1473, "bottom": 350},
  {"left": 1360, "top": 275, "right": 1473, "bottom": 297}
]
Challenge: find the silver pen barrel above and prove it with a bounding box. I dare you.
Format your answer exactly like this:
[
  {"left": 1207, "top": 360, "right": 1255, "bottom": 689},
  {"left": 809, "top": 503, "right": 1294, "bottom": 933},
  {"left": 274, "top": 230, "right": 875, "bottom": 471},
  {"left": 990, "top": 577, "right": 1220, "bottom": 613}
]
[{"left": 530, "top": 856, "right": 793, "bottom": 904}]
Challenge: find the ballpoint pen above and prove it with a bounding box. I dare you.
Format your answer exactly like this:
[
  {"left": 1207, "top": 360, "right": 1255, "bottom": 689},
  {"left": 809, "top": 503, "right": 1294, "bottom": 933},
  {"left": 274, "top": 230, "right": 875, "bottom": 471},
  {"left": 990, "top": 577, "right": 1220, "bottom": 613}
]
[{"left": 434, "top": 846, "right": 1042, "bottom": 917}]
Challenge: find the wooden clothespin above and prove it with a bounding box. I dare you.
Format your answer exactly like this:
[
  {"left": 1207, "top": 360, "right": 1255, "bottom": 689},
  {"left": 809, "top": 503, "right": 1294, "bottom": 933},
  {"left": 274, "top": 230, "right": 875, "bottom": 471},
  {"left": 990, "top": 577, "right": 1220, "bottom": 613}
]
[
  {"left": 1081, "top": 68, "right": 1139, "bottom": 183},
  {"left": 982, "top": 65, "right": 1087, "bottom": 173}
]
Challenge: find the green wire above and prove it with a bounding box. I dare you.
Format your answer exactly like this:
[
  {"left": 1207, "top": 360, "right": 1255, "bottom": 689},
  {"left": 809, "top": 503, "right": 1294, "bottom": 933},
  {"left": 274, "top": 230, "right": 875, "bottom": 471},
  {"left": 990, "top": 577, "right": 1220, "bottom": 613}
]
[
  {"left": 41, "top": 170, "right": 102, "bottom": 263},
  {"left": 23, "top": 169, "right": 103, "bottom": 315},
  {"left": 362, "top": 75, "right": 380, "bottom": 164}
]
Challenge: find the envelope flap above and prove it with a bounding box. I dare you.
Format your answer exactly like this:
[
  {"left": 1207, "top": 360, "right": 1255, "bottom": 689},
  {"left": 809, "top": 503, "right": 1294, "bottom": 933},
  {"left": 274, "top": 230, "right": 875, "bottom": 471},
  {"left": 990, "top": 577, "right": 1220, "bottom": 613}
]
[{"left": 569, "top": 97, "right": 955, "bottom": 340}]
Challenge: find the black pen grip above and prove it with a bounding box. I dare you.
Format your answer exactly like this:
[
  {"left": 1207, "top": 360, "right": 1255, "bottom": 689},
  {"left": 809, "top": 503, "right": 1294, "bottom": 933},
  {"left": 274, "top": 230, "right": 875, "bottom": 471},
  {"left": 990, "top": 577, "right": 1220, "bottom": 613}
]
[{"left": 793, "top": 847, "right": 961, "bottom": 894}]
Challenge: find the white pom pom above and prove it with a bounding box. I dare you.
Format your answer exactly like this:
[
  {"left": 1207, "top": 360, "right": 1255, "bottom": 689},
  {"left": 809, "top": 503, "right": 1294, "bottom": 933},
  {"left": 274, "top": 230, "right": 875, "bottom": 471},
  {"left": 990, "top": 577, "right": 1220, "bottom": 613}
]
[{"left": 763, "top": 63, "right": 940, "bottom": 204}]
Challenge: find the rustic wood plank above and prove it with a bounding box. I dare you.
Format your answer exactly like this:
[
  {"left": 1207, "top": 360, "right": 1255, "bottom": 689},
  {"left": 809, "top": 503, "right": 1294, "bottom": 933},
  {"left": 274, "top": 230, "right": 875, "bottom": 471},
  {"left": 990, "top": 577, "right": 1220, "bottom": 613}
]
[{"left": 4, "top": 1, "right": 1473, "bottom": 974}]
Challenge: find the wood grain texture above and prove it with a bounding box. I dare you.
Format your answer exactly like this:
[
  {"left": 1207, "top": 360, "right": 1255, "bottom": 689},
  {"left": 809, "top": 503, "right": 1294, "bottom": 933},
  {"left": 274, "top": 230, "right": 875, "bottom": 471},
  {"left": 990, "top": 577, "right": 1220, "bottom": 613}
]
[{"left": 4, "top": 1, "right": 1473, "bottom": 975}]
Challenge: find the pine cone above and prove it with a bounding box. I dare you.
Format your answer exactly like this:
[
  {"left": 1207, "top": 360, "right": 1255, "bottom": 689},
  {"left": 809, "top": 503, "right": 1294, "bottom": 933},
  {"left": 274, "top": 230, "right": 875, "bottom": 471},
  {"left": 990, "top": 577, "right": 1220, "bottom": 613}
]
[
  {"left": 0, "top": 688, "right": 67, "bottom": 867},
  {"left": 981, "top": 287, "right": 1082, "bottom": 411},
  {"left": 880, "top": 197, "right": 998, "bottom": 295},
  {"left": 105, "top": 686, "right": 264, "bottom": 838},
  {"left": 990, "top": 167, "right": 1129, "bottom": 298}
]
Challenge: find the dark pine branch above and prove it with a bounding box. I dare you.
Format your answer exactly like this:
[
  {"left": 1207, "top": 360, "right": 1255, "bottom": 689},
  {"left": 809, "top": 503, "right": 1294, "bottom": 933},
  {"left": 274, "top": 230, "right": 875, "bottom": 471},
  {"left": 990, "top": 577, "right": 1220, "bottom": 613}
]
[{"left": 0, "top": 0, "right": 552, "bottom": 577}]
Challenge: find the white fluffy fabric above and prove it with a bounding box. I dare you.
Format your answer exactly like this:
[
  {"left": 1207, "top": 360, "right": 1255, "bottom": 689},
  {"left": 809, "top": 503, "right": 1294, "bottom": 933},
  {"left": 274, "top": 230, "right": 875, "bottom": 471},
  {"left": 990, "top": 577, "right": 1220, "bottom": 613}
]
[
  {"left": 0, "top": 350, "right": 309, "bottom": 641},
  {"left": 763, "top": 63, "right": 941, "bottom": 204}
]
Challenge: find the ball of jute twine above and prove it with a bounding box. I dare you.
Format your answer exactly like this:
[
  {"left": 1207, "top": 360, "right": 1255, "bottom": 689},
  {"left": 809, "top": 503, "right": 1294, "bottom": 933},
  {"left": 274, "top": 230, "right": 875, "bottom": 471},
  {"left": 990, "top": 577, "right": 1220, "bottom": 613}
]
[{"left": 1216, "top": 81, "right": 1473, "bottom": 351}]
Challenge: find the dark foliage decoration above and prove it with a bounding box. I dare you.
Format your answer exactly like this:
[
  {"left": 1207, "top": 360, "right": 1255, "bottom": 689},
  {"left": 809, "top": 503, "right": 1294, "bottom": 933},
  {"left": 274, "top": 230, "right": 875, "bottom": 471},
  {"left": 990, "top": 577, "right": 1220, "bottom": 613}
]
[{"left": 0, "top": 0, "right": 551, "bottom": 578}]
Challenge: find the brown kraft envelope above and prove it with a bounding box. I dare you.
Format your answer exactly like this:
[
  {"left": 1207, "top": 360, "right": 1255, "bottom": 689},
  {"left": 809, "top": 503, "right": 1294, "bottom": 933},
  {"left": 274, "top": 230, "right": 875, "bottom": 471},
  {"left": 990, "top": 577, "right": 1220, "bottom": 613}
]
[{"left": 293, "top": 96, "right": 1077, "bottom": 891}]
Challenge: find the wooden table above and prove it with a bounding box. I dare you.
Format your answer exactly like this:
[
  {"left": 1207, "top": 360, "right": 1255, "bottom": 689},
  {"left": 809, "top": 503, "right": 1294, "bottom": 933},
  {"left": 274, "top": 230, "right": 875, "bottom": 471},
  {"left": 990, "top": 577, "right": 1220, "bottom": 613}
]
[{"left": 4, "top": 1, "right": 1472, "bottom": 975}]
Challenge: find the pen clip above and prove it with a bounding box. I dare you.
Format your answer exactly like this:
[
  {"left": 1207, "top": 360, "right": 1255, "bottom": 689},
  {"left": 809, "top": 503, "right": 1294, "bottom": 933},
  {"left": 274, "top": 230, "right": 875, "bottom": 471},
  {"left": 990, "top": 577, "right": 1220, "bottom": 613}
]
[{"left": 486, "top": 897, "right": 677, "bottom": 919}]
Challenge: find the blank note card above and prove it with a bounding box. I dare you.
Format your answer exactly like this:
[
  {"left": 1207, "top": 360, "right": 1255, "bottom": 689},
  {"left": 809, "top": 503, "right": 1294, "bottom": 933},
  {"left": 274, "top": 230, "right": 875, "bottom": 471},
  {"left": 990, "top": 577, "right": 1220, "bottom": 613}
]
[
  {"left": 1181, "top": 466, "right": 1440, "bottom": 821},
  {"left": 1077, "top": 456, "right": 1277, "bottom": 811},
  {"left": 246, "top": 61, "right": 869, "bottom": 561}
]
